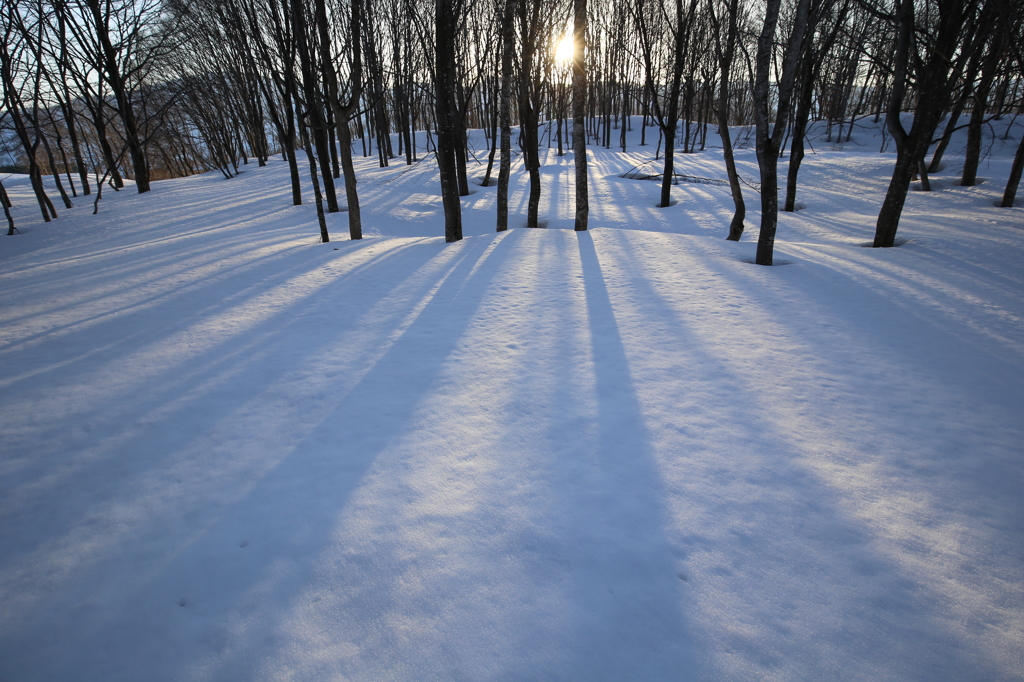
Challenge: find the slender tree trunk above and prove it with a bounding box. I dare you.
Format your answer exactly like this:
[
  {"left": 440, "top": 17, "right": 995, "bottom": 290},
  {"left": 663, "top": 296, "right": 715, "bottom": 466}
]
[
  {"left": 483, "top": 98, "right": 499, "bottom": 185},
  {"left": 573, "top": 0, "right": 589, "bottom": 231},
  {"left": 338, "top": 122, "right": 363, "bottom": 238},
  {"left": 962, "top": 33, "right": 1003, "bottom": 186},
  {"left": 1, "top": 180, "right": 16, "bottom": 235},
  {"left": 660, "top": 135, "right": 676, "bottom": 207},
  {"left": 87, "top": 92, "right": 124, "bottom": 189},
  {"left": 38, "top": 125, "right": 73, "bottom": 209},
  {"left": 1001, "top": 132, "right": 1024, "bottom": 207},
  {"left": 784, "top": 58, "right": 815, "bottom": 212},
  {"left": 284, "top": 136, "right": 303, "bottom": 205},
  {"left": 85, "top": 0, "right": 151, "bottom": 194},
  {"left": 753, "top": 0, "right": 813, "bottom": 265},
  {"left": 710, "top": 0, "right": 746, "bottom": 240},
  {"left": 518, "top": 0, "right": 544, "bottom": 228},
  {"left": 294, "top": 0, "right": 339, "bottom": 212},
  {"left": 455, "top": 118, "right": 471, "bottom": 195},
  {"left": 320, "top": 0, "right": 363, "bottom": 238},
  {"left": 61, "top": 103, "right": 90, "bottom": 196},
  {"left": 305, "top": 140, "right": 330, "bottom": 242},
  {"left": 496, "top": 0, "right": 517, "bottom": 231},
  {"left": 436, "top": 0, "right": 464, "bottom": 241},
  {"left": 928, "top": 95, "right": 969, "bottom": 172}
]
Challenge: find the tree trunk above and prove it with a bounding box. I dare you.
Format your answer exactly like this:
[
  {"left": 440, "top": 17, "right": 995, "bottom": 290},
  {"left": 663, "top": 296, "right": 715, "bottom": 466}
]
[
  {"left": 961, "top": 31, "right": 1003, "bottom": 186},
  {"left": 660, "top": 135, "right": 676, "bottom": 207},
  {"left": 711, "top": 0, "right": 746, "bottom": 240},
  {"left": 455, "top": 117, "right": 471, "bottom": 196},
  {"left": 572, "top": 0, "right": 589, "bottom": 231},
  {"left": 293, "top": 0, "right": 338, "bottom": 213},
  {"left": 338, "top": 121, "right": 363, "bottom": 239},
  {"left": 483, "top": 96, "right": 499, "bottom": 186},
  {"left": 928, "top": 97, "right": 968, "bottom": 173},
  {"left": 85, "top": 0, "right": 151, "bottom": 194},
  {"left": 305, "top": 140, "right": 330, "bottom": 242},
  {"left": 496, "top": 0, "right": 517, "bottom": 232},
  {"left": 874, "top": 0, "right": 971, "bottom": 247},
  {"left": 436, "top": 0, "right": 464, "bottom": 242},
  {"left": 1000, "top": 131, "right": 1024, "bottom": 207},
  {"left": 518, "top": 0, "right": 544, "bottom": 228},
  {"left": 753, "top": 0, "right": 813, "bottom": 265},
  {"left": 784, "top": 57, "right": 815, "bottom": 212},
  {"left": 40, "top": 131, "right": 73, "bottom": 209},
  {"left": 320, "top": 0, "right": 363, "bottom": 239},
  {"left": 1, "top": 180, "right": 16, "bottom": 236}
]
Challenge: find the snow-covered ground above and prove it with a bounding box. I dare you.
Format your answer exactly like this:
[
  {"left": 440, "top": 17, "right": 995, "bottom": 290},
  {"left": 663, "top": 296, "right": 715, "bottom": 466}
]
[{"left": 1, "top": 117, "right": 1023, "bottom": 681}]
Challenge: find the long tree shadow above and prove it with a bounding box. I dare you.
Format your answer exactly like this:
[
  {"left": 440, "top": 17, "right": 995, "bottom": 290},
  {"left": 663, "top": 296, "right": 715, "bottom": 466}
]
[
  {"left": 2, "top": 231, "right": 521, "bottom": 681},
  {"left": 566, "top": 231, "right": 703, "bottom": 678},
  {"left": 1, "top": 244, "right": 499, "bottom": 681},
  {"left": 0, "top": 236, "right": 430, "bottom": 467},
  {"left": 597, "top": 229, "right": 1022, "bottom": 679}
]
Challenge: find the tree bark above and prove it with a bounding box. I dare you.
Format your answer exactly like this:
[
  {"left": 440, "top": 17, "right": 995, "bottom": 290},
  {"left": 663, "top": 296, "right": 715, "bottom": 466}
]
[
  {"left": 874, "top": 0, "right": 973, "bottom": 247},
  {"left": 436, "top": 0, "right": 464, "bottom": 241},
  {"left": 573, "top": 0, "right": 589, "bottom": 231},
  {"left": 1, "top": 180, "right": 16, "bottom": 236},
  {"left": 710, "top": 0, "right": 746, "bottom": 240},
  {"left": 961, "top": 29, "right": 1004, "bottom": 186},
  {"left": 753, "top": 0, "right": 814, "bottom": 265},
  {"left": 291, "top": 0, "right": 330, "bottom": 239},
  {"left": 320, "top": 0, "right": 364, "bottom": 239},
  {"left": 85, "top": 0, "right": 151, "bottom": 194},
  {"left": 496, "top": 0, "right": 517, "bottom": 231},
  {"left": 1001, "top": 131, "right": 1024, "bottom": 207}
]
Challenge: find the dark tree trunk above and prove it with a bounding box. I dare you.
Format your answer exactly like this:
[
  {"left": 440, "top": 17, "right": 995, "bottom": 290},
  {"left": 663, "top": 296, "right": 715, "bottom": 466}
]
[
  {"left": 928, "top": 95, "right": 969, "bottom": 173},
  {"left": 1001, "top": 132, "right": 1024, "bottom": 207},
  {"left": 753, "top": 0, "right": 814, "bottom": 265},
  {"left": 483, "top": 91, "right": 499, "bottom": 186},
  {"left": 60, "top": 101, "right": 90, "bottom": 196},
  {"left": 709, "top": 0, "right": 746, "bottom": 240},
  {"left": 291, "top": 0, "right": 330, "bottom": 238},
  {"left": 1, "top": 180, "right": 16, "bottom": 235},
  {"left": 660, "top": 138, "right": 677, "bottom": 207},
  {"left": 305, "top": 139, "right": 330, "bottom": 242},
  {"left": 784, "top": 58, "right": 815, "bottom": 212},
  {"left": 455, "top": 119, "right": 471, "bottom": 195},
  {"left": 518, "top": 0, "right": 544, "bottom": 227},
  {"left": 573, "top": 0, "right": 589, "bottom": 231},
  {"left": 39, "top": 128, "right": 73, "bottom": 209},
  {"left": 1, "top": 184, "right": 14, "bottom": 235},
  {"left": 85, "top": 0, "right": 150, "bottom": 194},
  {"left": 961, "top": 31, "right": 1004, "bottom": 186},
  {"left": 496, "top": 0, "right": 517, "bottom": 231},
  {"left": 874, "top": 0, "right": 974, "bottom": 247},
  {"left": 320, "top": 0, "right": 364, "bottom": 239},
  {"left": 436, "top": 0, "right": 464, "bottom": 242},
  {"left": 293, "top": 0, "right": 339, "bottom": 213}
]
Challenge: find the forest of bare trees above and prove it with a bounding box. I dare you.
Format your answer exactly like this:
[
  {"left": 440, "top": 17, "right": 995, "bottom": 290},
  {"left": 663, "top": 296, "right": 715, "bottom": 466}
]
[{"left": 1, "top": 0, "right": 1022, "bottom": 256}]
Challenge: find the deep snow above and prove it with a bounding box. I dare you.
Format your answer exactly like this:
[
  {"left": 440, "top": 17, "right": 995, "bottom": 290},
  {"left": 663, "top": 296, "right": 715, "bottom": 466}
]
[{"left": 1, "top": 117, "right": 1023, "bottom": 681}]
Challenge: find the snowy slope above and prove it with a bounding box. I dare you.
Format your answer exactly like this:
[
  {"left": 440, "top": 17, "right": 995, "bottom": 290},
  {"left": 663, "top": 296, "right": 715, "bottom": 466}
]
[{"left": 1, "top": 117, "right": 1023, "bottom": 681}]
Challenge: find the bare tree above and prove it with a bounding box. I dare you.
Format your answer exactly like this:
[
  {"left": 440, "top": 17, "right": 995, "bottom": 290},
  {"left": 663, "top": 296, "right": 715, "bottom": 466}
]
[
  {"left": 321, "top": 0, "right": 365, "bottom": 239},
  {"left": 496, "top": 0, "right": 518, "bottom": 231},
  {"left": 708, "top": 0, "right": 747, "bottom": 240},
  {"left": 872, "top": 0, "right": 992, "bottom": 247},
  {"left": 751, "top": 0, "right": 818, "bottom": 265},
  {"left": 436, "top": 0, "right": 465, "bottom": 241}
]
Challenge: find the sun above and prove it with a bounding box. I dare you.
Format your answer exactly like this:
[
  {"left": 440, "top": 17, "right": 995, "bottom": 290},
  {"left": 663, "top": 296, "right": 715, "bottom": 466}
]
[{"left": 555, "top": 34, "right": 575, "bottom": 63}]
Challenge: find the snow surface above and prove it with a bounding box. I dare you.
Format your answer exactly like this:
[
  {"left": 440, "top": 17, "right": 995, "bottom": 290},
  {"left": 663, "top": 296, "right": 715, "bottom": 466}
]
[{"left": 1, "top": 118, "right": 1023, "bottom": 681}]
